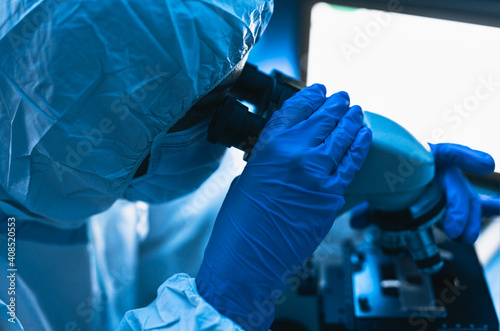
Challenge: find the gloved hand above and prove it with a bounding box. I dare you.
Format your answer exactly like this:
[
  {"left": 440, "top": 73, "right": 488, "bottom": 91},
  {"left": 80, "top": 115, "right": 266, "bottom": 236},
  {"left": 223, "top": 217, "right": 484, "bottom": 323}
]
[
  {"left": 430, "top": 143, "right": 498, "bottom": 243},
  {"left": 351, "top": 143, "right": 499, "bottom": 244},
  {"left": 196, "top": 84, "right": 372, "bottom": 330}
]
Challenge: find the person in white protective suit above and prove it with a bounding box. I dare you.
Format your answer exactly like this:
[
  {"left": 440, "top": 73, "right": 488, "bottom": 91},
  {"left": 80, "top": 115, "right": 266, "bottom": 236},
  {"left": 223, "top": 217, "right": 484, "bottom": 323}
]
[
  {"left": 1, "top": 1, "right": 498, "bottom": 331},
  {"left": 0, "top": 1, "right": 272, "bottom": 329}
]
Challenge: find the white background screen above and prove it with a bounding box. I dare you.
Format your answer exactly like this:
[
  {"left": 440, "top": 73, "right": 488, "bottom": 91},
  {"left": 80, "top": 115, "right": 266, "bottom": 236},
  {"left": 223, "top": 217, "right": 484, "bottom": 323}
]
[{"left": 307, "top": 3, "right": 500, "bottom": 171}]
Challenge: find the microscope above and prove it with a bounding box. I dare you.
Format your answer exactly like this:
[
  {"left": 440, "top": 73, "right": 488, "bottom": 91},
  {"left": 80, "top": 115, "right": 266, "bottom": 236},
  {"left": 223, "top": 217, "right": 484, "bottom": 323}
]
[{"left": 206, "top": 63, "right": 499, "bottom": 331}]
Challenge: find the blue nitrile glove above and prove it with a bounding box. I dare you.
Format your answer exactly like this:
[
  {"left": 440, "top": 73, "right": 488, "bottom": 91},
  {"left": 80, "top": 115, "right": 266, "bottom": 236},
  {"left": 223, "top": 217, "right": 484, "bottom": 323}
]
[
  {"left": 350, "top": 143, "right": 499, "bottom": 244},
  {"left": 430, "top": 143, "right": 498, "bottom": 243},
  {"left": 196, "top": 84, "right": 372, "bottom": 331}
]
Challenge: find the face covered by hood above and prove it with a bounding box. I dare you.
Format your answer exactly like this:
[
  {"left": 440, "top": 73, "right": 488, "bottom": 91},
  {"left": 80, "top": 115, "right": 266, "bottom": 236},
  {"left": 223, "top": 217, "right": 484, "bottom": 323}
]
[{"left": 0, "top": 0, "right": 273, "bottom": 227}]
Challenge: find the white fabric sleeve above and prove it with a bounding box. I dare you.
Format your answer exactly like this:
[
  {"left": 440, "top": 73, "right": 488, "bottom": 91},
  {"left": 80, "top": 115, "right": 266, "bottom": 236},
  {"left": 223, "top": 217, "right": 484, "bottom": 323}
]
[{"left": 117, "top": 273, "right": 244, "bottom": 331}]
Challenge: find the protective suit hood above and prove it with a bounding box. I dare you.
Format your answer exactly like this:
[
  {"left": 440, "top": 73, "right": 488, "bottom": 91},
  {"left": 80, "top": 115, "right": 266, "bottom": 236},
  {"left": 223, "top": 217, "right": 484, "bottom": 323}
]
[{"left": 0, "top": 0, "right": 273, "bottom": 227}]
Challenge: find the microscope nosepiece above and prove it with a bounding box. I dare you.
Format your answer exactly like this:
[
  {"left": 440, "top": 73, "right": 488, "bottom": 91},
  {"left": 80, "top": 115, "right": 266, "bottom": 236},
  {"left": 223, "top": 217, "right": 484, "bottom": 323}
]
[{"left": 374, "top": 183, "right": 446, "bottom": 274}]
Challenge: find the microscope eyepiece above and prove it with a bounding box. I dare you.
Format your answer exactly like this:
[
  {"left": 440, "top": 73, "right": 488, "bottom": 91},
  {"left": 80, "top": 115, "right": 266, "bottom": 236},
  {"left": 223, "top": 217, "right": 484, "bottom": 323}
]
[
  {"left": 207, "top": 63, "right": 305, "bottom": 158},
  {"left": 207, "top": 96, "right": 265, "bottom": 154}
]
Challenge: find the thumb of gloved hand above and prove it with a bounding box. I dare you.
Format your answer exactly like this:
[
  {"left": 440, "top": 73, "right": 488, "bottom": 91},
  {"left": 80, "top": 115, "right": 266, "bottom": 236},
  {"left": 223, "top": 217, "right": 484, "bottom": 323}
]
[{"left": 196, "top": 84, "right": 372, "bottom": 330}]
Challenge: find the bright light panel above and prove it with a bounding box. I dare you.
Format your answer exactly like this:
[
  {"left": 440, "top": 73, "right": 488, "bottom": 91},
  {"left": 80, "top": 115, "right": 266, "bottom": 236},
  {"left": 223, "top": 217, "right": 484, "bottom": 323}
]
[{"left": 308, "top": 3, "right": 500, "bottom": 172}]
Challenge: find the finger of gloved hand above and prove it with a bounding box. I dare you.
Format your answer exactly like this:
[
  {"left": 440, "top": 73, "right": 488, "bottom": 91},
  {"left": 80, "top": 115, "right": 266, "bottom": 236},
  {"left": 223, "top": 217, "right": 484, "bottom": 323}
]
[
  {"left": 293, "top": 91, "right": 351, "bottom": 146},
  {"left": 480, "top": 195, "right": 500, "bottom": 217},
  {"left": 350, "top": 201, "right": 372, "bottom": 229},
  {"left": 323, "top": 104, "right": 364, "bottom": 153},
  {"left": 266, "top": 84, "right": 327, "bottom": 131},
  {"left": 430, "top": 143, "right": 495, "bottom": 174},
  {"left": 311, "top": 105, "right": 364, "bottom": 173},
  {"left": 327, "top": 127, "right": 372, "bottom": 193},
  {"left": 461, "top": 193, "right": 481, "bottom": 244},
  {"left": 439, "top": 167, "right": 470, "bottom": 239}
]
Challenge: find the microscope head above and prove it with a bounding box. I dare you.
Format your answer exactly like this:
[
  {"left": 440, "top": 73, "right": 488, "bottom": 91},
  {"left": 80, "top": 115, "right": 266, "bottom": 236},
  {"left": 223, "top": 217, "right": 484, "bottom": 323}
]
[{"left": 342, "top": 111, "right": 435, "bottom": 212}]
